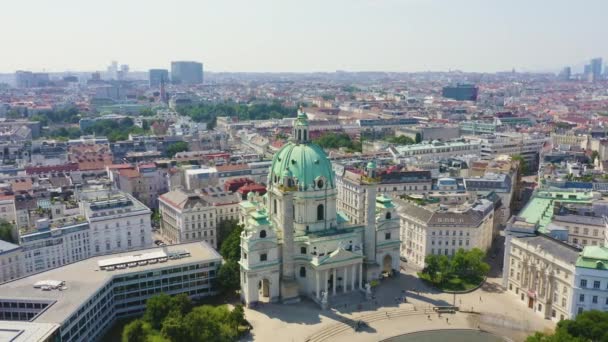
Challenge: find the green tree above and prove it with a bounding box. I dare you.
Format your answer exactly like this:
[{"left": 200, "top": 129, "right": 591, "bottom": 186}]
[
  {"left": 386, "top": 135, "right": 416, "bottom": 145},
  {"left": 167, "top": 141, "right": 189, "bottom": 157},
  {"left": 314, "top": 132, "right": 362, "bottom": 152},
  {"left": 423, "top": 254, "right": 441, "bottom": 282},
  {"left": 228, "top": 304, "right": 247, "bottom": 334},
  {"left": 122, "top": 319, "right": 148, "bottom": 342},
  {"left": 437, "top": 254, "right": 451, "bottom": 283},
  {"left": 526, "top": 310, "right": 608, "bottom": 341},
  {"left": 161, "top": 313, "right": 189, "bottom": 342},
  {"left": 591, "top": 150, "right": 600, "bottom": 163},
  {"left": 219, "top": 223, "right": 243, "bottom": 262},
  {"left": 217, "top": 260, "right": 240, "bottom": 294},
  {"left": 143, "top": 293, "right": 173, "bottom": 330},
  {"left": 0, "top": 220, "right": 15, "bottom": 243},
  {"left": 512, "top": 154, "right": 529, "bottom": 175},
  {"left": 140, "top": 108, "right": 155, "bottom": 117},
  {"left": 218, "top": 219, "right": 241, "bottom": 246}
]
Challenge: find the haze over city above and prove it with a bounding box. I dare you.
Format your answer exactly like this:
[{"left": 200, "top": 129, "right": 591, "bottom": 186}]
[{"left": 2, "top": 0, "right": 608, "bottom": 73}]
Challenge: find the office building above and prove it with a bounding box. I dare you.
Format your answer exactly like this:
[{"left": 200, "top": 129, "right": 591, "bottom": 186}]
[
  {"left": 0, "top": 242, "right": 221, "bottom": 342},
  {"left": 388, "top": 140, "right": 481, "bottom": 161},
  {"left": 15, "top": 71, "right": 50, "bottom": 88},
  {"left": 0, "top": 240, "right": 23, "bottom": 284},
  {"left": 171, "top": 61, "right": 203, "bottom": 85},
  {"left": 591, "top": 58, "right": 603, "bottom": 81},
  {"left": 559, "top": 67, "right": 571, "bottom": 81},
  {"left": 441, "top": 83, "right": 478, "bottom": 101},
  {"left": 148, "top": 69, "right": 169, "bottom": 88}
]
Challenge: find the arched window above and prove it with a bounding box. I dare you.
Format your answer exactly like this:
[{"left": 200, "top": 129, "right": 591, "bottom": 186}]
[
  {"left": 298, "top": 130, "right": 302, "bottom": 141},
  {"left": 317, "top": 204, "right": 324, "bottom": 221},
  {"left": 273, "top": 199, "right": 277, "bottom": 214},
  {"left": 386, "top": 212, "right": 391, "bottom": 220},
  {"left": 317, "top": 178, "right": 324, "bottom": 189},
  {"left": 303, "top": 131, "right": 307, "bottom": 141},
  {"left": 299, "top": 266, "right": 306, "bottom": 277},
  {"left": 260, "top": 230, "right": 267, "bottom": 238}
]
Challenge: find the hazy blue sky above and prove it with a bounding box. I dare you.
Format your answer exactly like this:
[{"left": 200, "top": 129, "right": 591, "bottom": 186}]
[{"left": 1, "top": 0, "right": 607, "bottom": 73}]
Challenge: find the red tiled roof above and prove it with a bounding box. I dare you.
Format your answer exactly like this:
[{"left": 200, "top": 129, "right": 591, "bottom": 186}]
[{"left": 118, "top": 168, "right": 141, "bottom": 178}]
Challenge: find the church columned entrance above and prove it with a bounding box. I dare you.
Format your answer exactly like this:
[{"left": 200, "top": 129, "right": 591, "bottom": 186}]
[
  {"left": 382, "top": 254, "right": 393, "bottom": 274},
  {"left": 258, "top": 278, "right": 271, "bottom": 302}
]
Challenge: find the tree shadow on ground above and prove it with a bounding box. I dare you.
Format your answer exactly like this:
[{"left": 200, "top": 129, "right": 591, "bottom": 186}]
[{"left": 480, "top": 281, "right": 505, "bottom": 294}]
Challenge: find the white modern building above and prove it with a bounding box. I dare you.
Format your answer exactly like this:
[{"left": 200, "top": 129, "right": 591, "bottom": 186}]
[
  {"left": 0, "top": 242, "right": 221, "bottom": 342},
  {"left": 15, "top": 190, "right": 153, "bottom": 277},
  {"left": 0, "top": 240, "right": 23, "bottom": 284},
  {"left": 20, "top": 218, "right": 90, "bottom": 275},
  {"left": 389, "top": 140, "right": 481, "bottom": 161}
]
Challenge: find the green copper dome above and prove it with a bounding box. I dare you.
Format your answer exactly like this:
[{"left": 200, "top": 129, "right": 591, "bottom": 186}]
[{"left": 269, "top": 142, "right": 334, "bottom": 190}]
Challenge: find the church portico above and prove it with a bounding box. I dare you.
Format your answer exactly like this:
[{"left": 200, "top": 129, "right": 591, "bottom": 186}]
[{"left": 309, "top": 248, "right": 364, "bottom": 303}]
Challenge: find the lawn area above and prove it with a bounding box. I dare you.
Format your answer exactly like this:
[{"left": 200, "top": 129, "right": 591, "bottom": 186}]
[{"left": 418, "top": 272, "right": 484, "bottom": 292}]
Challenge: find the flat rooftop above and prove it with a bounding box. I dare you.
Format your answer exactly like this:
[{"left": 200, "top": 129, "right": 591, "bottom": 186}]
[
  {"left": 0, "top": 321, "right": 58, "bottom": 342},
  {"left": 0, "top": 242, "right": 221, "bottom": 325},
  {"left": 518, "top": 191, "right": 598, "bottom": 233}
]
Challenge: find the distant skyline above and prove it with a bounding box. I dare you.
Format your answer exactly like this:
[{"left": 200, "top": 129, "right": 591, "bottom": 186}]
[{"left": 1, "top": 0, "right": 607, "bottom": 73}]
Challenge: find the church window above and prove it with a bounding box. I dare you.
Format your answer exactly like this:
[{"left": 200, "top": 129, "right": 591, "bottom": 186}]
[
  {"left": 273, "top": 199, "right": 277, "bottom": 214},
  {"left": 317, "top": 179, "right": 324, "bottom": 189},
  {"left": 386, "top": 212, "right": 391, "bottom": 220},
  {"left": 260, "top": 253, "right": 267, "bottom": 262},
  {"left": 300, "top": 247, "right": 307, "bottom": 254},
  {"left": 260, "top": 230, "right": 267, "bottom": 238},
  {"left": 299, "top": 267, "right": 306, "bottom": 277},
  {"left": 317, "top": 204, "right": 324, "bottom": 221},
  {"left": 385, "top": 232, "right": 391, "bottom": 240}
]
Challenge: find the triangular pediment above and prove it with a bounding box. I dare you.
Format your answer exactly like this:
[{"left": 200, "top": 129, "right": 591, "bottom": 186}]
[{"left": 315, "top": 247, "right": 363, "bottom": 266}]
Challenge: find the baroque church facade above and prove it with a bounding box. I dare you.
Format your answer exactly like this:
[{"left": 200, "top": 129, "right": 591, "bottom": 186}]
[{"left": 238, "top": 111, "right": 400, "bottom": 307}]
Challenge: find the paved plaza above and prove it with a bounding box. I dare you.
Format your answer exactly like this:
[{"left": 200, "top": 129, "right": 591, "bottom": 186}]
[{"left": 242, "top": 270, "right": 554, "bottom": 342}]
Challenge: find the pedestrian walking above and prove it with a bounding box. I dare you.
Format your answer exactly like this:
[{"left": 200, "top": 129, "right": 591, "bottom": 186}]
[
  {"left": 479, "top": 296, "right": 482, "bottom": 302},
  {"left": 446, "top": 317, "right": 449, "bottom": 324},
  {"left": 427, "top": 314, "right": 431, "bottom": 320}
]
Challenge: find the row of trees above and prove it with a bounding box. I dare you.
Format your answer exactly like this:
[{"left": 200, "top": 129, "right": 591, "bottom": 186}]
[
  {"left": 81, "top": 118, "right": 148, "bottom": 142},
  {"left": 30, "top": 107, "right": 81, "bottom": 126},
  {"left": 217, "top": 220, "right": 244, "bottom": 294},
  {"left": 122, "top": 293, "right": 247, "bottom": 342},
  {"left": 526, "top": 310, "right": 608, "bottom": 341},
  {"left": 314, "top": 132, "right": 362, "bottom": 152},
  {"left": 0, "top": 220, "right": 15, "bottom": 243},
  {"left": 421, "top": 248, "right": 489, "bottom": 289},
  {"left": 385, "top": 135, "right": 418, "bottom": 145},
  {"left": 176, "top": 102, "right": 297, "bottom": 129},
  {"left": 166, "top": 141, "right": 189, "bottom": 157}
]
